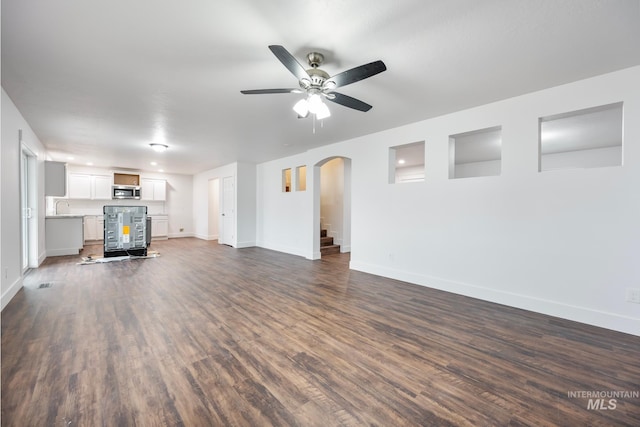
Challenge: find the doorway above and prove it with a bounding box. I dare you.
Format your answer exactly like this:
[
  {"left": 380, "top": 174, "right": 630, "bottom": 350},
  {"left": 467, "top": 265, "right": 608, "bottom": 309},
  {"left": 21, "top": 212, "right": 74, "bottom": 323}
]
[
  {"left": 313, "top": 157, "right": 351, "bottom": 259},
  {"left": 20, "top": 144, "right": 38, "bottom": 271}
]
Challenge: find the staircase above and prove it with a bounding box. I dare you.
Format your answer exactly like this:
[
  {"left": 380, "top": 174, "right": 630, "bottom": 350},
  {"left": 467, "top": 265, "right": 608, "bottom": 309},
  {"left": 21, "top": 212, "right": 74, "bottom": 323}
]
[{"left": 320, "top": 229, "right": 341, "bottom": 255}]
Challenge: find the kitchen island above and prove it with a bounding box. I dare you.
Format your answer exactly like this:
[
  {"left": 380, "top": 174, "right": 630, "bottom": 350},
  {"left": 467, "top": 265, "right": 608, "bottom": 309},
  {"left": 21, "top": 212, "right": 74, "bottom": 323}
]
[{"left": 45, "top": 215, "right": 84, "bottom": 256}]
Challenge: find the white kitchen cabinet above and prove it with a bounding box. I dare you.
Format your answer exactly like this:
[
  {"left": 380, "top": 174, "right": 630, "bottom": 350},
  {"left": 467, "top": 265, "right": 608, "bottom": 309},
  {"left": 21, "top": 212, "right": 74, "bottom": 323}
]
[
  {"left": 141, "top": 178, "right": 166, "bottom": 201},
  {"left": 84, "top": 216, "right": 97, "bottom": 241},
  {"left": 150, "top": 215, "right": 169, "bottom": 239},
  {"left": 92, "top": 175, "right": 112, "bottom": 199},
  {"left": 68, "top": 173, "right": 92, "bottom": 199},
  {"left": 96, "top": 216, "right": 105, "bottom": 240},
  {"left": 68, "top": 173, "right": 112, "bottom": 199},
  {"left": 45, "top": 161, "right": 67, "bottom": 196},
  {"left": 46, "top": 216, "right": 84, "bottom": 256},
  {"left": 83, "top": 215, "right": 105, "bottom": 242}
]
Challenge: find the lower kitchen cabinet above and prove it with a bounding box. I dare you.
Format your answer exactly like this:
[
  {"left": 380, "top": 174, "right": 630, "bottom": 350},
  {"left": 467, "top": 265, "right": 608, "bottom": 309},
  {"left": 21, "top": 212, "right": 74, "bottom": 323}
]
[
  {"left": 150, "top": 215, "right": 168, "bottom": 240},
  {"left": 83, "top": 215, "right": 105, "bottom": 243}
]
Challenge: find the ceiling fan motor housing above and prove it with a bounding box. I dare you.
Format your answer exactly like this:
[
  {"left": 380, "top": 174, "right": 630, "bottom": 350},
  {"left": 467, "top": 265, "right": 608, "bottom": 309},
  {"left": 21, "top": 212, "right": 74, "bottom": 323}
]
[{"left": 306, "top": 68, "right": 330, "bottom": 87}]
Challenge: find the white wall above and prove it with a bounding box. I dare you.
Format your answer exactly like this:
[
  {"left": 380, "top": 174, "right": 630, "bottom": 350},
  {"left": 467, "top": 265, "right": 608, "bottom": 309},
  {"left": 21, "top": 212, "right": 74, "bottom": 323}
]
[
  {"left": 236, "top": 162, "right": 256, "bottom": 248},
  {"left": 208, "top": 178, "right": 219, "bottom": 240},
  {"left": 1, "top": 89, "right": 48, "bottom": 309},
  {"left": 255, "top": 66, "right": 640, "bottom": 336},
  {"left": 143, "top": 171, "right": 194, "bottom": 238}
]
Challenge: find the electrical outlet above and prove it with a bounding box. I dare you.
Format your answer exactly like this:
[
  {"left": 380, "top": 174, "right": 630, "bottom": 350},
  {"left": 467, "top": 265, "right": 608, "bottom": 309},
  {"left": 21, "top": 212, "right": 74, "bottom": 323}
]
[
  {"left": 626, "top": 288, "right": 640, "bottom": 304},
  {"left": 179, "top": 227, "right": 184, "bottom": 232}
]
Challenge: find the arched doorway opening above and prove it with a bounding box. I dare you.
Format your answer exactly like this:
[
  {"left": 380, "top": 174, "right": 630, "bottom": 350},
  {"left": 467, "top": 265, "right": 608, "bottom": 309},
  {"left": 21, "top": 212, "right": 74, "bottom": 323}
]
[{"left": 313, "top": 156, "right": 351, "bottom": 259}]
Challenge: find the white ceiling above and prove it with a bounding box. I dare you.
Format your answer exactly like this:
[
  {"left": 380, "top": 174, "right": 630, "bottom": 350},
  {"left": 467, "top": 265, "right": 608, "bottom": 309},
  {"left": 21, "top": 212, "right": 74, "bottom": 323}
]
[{"left": 2, "top": 0, "right": 639, "bottom": 175}]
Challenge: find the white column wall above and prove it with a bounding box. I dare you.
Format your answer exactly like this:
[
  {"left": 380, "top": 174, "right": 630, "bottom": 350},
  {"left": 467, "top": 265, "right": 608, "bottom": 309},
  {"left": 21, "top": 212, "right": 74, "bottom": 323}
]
[
  {"left": 1, "top": 89, "right": 48, "bottom": 309},
  {"left": 255, "top": 66, "right": 640, "bottom": 336}
]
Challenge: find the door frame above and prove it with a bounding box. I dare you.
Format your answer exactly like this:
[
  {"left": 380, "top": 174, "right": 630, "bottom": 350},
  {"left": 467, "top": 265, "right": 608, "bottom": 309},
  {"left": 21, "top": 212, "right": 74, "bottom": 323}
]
[
  {"left": 312, "top": 156, "right": 352, "bottom": 259},
  {"left": 220, "top": 175, "right": 235, "bottom": 246},
  {"left": 20, "top": 143, "right": 38, "bottom": 270}
]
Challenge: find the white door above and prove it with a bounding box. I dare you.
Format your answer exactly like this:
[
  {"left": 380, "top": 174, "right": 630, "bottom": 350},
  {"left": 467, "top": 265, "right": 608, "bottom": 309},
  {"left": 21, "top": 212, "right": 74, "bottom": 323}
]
[{"left": 220, "top": 176, "right": 234, "bottom": 246}]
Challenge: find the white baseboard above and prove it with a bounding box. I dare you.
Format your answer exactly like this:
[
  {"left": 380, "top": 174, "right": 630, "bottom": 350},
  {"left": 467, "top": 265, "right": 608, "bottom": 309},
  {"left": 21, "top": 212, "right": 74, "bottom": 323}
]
[
  {"left": 167, "top": 232, "right": 195, "bottom": 239},
  {"left": 46, "top": 248, "right": 81, "bottom": 257},
  {"left": 38, "top": 251, "right": 47, "bottom": 266},
  {"left": 1, "top": 276, "right": 23, "bottom": 311},
  {"left": 235, "top": 240, "right": 256, "bottom": 249},
  {"left": 349, "top": 260, "right": 640, "bottom": 337}
]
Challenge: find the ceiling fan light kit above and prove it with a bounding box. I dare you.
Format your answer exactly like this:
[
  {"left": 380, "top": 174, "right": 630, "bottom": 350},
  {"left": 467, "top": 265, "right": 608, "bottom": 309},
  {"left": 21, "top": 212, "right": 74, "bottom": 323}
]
[{"left": 241, "top": 45, "right": 386, "bottom": 127}]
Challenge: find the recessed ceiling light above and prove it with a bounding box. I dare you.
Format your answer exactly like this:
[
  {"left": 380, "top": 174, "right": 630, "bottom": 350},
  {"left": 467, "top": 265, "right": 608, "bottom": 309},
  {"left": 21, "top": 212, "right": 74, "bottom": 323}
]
[
  {"left": 67, "top": 156, "right": 74, "bottom": 160},
  {"left": 150, "top": 161, "right": 157, "bottom": 166},
  {"left": 158, "top": 169, "right": 164, "bottom": 173},
  {"left": 398, "top": 159, "right": 406, "bottom": 165},
  {"left": 150, "top": 143, "right": 168, "bottom": 153},
  {"left": 86, "top": 162, "right": 93, "bottom": 166}
]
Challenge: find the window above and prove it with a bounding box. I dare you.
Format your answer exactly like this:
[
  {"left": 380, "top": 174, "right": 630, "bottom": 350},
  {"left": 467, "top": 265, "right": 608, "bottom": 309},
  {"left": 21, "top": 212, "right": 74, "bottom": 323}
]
[
  {"left": 539, "top": 102, "right": 622, "bottom": 171},
  {"left": 389, "top": 141, "right": 425, "bottom": 183},
  {"left": 449, "top": 126, "right": 502, "bottom": 179},
  {"left": 296, "top": 165, "right": 307, "bottom": 191},
  {"left": 282, "top": 168, "right": 292, "bottom": 192}
]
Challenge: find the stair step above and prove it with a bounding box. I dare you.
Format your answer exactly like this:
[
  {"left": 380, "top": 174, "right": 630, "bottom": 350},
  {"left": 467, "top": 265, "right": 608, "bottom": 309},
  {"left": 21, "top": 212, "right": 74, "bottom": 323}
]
[
  {"left": 320, "top": 244, "right": 341, "bottom": 255},
  {"left": 320, "top": 236, "right": 334, "bottom": 246},
  {"left": 320, "top": 229, "right": 327, "bottom": 237}
]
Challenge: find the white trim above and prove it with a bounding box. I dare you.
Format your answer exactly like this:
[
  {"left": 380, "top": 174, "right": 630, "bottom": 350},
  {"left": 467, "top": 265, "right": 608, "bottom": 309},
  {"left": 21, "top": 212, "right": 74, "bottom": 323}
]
[
  {"left": 38, "top": 251, "right": 47, "bottom": 266},
  {"left": 350, "top": 260, "right": 640, "bottom": 337},
  {"left": 46, "top": 248, "right": 81, "bottom": 257},
  {"left": 235, "top": 240, "right": 256, "bottom": 248},
  {"left": 1, "top": 277, "right": 23, "bottom": 311}
]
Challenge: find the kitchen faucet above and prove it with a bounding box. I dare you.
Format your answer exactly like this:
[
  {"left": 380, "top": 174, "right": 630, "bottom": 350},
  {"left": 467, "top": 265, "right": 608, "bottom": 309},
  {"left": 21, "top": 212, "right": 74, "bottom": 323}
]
[{"left": 55, "top": 200, "right": 70, "bottom": 215}]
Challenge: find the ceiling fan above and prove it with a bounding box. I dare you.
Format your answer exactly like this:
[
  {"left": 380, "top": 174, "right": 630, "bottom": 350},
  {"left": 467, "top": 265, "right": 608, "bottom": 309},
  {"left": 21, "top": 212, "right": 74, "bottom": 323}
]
[{"left": 241, "top": 45, "right": 386, "bottom": 119}]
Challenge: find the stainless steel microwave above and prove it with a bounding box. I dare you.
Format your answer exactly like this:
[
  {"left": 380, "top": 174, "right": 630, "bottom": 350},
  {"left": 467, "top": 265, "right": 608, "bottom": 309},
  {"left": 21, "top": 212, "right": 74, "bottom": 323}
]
[{"left": 112, "top": 185, "right": 141, "bottom": 199}]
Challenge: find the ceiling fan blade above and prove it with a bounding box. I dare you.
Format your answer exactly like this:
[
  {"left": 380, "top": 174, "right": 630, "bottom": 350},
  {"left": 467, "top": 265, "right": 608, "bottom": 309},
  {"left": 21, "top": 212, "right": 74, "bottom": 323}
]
[
  {"left": 325, "top": 92, "right": 373, "bottom": 112},
  {"left": 240, "top": 89, "right": 300, "bottom": 94},
  {"left": 268, "top": 45, "right": 310, "bottom": 82},
  {"left": 326, "top": 60, "right": 386, "bottom": 89}
]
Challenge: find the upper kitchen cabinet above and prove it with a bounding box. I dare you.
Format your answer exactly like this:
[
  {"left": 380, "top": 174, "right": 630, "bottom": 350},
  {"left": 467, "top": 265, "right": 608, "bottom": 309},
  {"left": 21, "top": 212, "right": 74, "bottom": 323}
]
[
  {"left": 141, "top": 178, "right": 166, "bottom": 201},
  {"left": 45, "top": 161, "right": 67, "bottom": 196},
  {"left": 68, "top": 173, "right": 112, "bottom": 199}
]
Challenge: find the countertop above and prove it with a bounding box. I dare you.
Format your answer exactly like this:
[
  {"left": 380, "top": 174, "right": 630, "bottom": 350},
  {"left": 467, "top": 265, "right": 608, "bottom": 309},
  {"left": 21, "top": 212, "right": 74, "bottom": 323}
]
[{"left": 45, "top": 214, "right": 85, "bottom": 219}]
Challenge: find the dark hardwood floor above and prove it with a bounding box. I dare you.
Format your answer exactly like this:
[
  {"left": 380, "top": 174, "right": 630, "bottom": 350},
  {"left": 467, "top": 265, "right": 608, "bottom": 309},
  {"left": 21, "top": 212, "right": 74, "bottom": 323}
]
[{"left": 2, "top": 238, "right": 639, "bottom": 426}]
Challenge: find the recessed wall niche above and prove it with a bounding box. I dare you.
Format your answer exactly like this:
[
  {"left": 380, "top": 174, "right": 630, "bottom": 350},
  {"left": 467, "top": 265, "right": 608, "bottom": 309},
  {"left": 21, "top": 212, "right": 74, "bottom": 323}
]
[
  {"left": 282, "top": 168, "right": 292, "bottom": 192},
  {"left": 389, "top": 141, "right": 425, "bottom": 184},
  {"left": 539, "top": 102, "right": 623, "bottom": 171},
  {"left": 296, "top": 165, "right": 307, "bottom": 191},
  {"left": 449, "top": 126, "right": 502, "bottom": 179}
]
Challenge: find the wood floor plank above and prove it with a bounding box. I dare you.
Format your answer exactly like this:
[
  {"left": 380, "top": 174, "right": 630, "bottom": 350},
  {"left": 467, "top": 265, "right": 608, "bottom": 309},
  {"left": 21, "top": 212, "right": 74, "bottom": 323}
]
[{"left": 2, "top": 238, "right": 639, "bottom": 426}]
